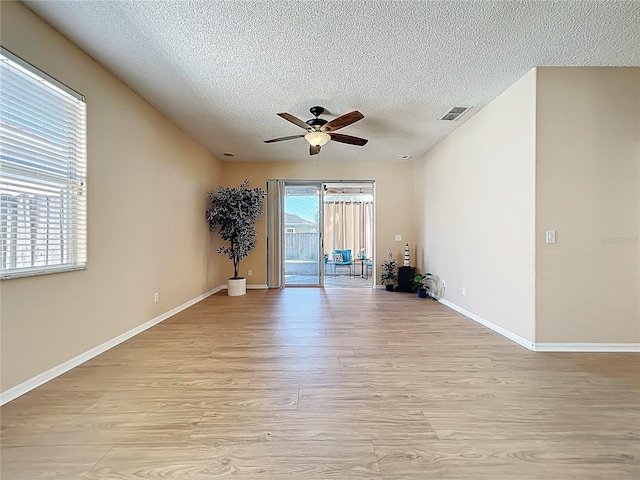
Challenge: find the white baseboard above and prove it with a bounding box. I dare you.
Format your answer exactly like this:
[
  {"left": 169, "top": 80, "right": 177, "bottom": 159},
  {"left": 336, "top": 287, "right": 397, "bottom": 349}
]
[
  {"left": 437, "top": 298, "right": 536, "bottom": 350},
  {"left": 0, "top": 286, "right": 222, "bottom": 406},
  {"left": 438, "top": 298, "right": 640, "bottom": 352},
  {"left": 534, "top": 343, "right": 640, "bottom": 352}
]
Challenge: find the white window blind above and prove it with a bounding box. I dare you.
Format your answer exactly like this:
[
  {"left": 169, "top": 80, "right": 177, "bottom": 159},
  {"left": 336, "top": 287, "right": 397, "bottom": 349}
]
[{"left": 0, "top": 47, "right": 87, "bottom": 279}]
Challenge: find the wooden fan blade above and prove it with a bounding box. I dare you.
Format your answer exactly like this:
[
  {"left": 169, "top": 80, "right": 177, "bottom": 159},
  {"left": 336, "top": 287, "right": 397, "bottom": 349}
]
[
  {"left": 310, "top": 144, "right": 321, "bottom": 155},
  {"left": 324, "top": 111, "right": 364, "bottom": 131},
  {"left": 264, "top": 134, "right": 305, "bottom": 143},
  {"left": 329, "top": 133, "right": 368, "bottom": 146},
  {"left": 277, "top": 113, "right": 310, "bottom": 130}
]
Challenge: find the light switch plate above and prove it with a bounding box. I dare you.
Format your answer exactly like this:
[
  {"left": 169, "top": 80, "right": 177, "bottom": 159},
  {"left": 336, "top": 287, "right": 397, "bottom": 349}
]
[
  {"left": 546, "top": 230, "right": 556, "bottom": 244},
  {"left": 395, "top": 234, "right": 402, "bottom": 241}
]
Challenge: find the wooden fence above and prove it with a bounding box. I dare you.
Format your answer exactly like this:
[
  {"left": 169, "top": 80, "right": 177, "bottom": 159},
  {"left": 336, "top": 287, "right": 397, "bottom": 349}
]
[{"left": 285, "top": 232, "right": 319, "bottom": 261}]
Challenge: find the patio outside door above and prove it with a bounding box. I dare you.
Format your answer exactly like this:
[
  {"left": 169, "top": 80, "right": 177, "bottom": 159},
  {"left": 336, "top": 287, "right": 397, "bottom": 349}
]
[{"left": 283, "top": 183, "right": 323, "bottom": 286}]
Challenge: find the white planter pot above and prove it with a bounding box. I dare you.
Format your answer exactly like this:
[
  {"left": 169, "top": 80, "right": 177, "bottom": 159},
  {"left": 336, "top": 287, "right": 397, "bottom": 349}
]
[{"left": 227, "top": 277, "right": 247, "bottom": 296}]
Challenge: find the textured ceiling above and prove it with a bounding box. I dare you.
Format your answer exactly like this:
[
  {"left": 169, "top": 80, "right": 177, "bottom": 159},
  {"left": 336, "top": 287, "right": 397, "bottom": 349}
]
[{"left": 24, "top": 0, "right": 640, "bottom": 163}]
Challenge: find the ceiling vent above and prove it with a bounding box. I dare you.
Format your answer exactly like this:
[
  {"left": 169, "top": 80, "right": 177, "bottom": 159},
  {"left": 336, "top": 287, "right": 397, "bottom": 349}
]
[{"left": 439, "top": 106, "right": 471, "bottom": 121}]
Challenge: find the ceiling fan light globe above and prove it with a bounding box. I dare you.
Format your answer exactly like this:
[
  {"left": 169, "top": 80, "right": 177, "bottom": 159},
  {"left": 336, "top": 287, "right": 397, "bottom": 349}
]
[{"left": 305, "top": 131, "right": 330, "bottom": 146}]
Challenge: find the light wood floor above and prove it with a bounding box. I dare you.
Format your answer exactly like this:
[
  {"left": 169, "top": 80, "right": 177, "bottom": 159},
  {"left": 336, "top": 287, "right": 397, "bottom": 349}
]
[{"left": 2, "top": 288, "right": 639, "bottom": 479}]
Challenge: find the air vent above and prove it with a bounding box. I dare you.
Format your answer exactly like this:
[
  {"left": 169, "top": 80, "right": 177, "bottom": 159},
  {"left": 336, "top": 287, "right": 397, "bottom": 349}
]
[{"left": 439, "top": 106, "right": 471, "bottom": 121}]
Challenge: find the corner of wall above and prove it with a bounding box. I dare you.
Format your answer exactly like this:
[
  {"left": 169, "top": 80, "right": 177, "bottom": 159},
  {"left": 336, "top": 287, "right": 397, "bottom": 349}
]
[{"left": 419, "top": 68, "right": 537, "bottom": 345}]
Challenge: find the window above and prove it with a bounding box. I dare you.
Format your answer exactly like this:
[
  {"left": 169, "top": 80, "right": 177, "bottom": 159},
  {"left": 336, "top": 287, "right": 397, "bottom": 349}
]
[{"left": 0, "top": 48, "right": 87, "bottom": 279}]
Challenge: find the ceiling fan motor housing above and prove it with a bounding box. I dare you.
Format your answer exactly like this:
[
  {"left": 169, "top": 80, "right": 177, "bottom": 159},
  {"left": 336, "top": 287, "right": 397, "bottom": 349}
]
[
  {"left": 309, "top": 106, "right": 325, "bottom": 117},
  {"left": 307, "top": 106, "right": 328, "bottom": 130},
  {"left": 306, "top": 117, "right": 328, "bottom": 130}
]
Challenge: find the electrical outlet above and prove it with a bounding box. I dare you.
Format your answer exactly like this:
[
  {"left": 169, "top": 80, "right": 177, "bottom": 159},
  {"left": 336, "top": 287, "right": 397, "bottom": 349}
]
[
  {"left": 462, "top": 286, "right": 467, "bottom": 296},
  {"left": 154, "top": 292, "right": 159, "bottom": 303},
  {"left": 248, "top": 270, "right": 253, "bottom": 276}
]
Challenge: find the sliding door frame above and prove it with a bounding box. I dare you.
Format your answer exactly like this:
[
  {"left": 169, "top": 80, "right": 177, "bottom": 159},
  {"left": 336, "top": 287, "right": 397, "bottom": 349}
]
[{"left": 266, "top": 179, "right": 376, "bottom": 289}]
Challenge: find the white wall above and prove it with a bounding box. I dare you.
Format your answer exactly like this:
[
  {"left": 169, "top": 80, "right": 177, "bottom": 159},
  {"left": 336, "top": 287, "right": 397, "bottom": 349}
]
[
  {"left": 1, "top": 2, "right": 223, "bottom": 393},
  {"left": 416, "top": 66, "right": 640, "bottom": 348},
  {"left": 415, "top": 69, "right": 537, "bottom": 343},
  {"left": 535, "top": 67, "right": 640, "bottom": 344},
  {"left": 222, "top": 160, "right": 418, "bottom": 285}
]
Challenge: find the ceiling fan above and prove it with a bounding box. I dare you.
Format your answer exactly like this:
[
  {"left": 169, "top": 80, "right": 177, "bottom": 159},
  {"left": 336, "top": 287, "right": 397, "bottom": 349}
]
[{"left": 264, "top": 106, "right": 368, "bottom": 155}]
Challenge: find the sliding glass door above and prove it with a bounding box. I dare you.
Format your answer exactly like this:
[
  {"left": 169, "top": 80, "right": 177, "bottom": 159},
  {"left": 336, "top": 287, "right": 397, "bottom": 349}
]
[
  {"left": 283, "top": 183, "right": 323, "bottom": 286},
  {"left": 266, "top": 179, "right": 375, "bottom": 289}
]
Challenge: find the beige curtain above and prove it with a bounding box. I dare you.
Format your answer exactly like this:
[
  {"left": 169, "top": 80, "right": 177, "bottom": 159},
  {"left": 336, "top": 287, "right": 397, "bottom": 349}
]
[
  {"left": 266, "top": 179, "right": 284, "bottom": 288},
  {"left": 323, "top": 201, "right": 373, "bottom": 260}
]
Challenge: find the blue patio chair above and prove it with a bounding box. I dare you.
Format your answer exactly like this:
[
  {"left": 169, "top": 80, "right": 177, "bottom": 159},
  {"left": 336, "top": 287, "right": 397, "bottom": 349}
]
[
  {"left": 365, "top": 260, "right": 373, "bottom": 279},
  {"left": 333, "top": 249, "right": 352, "bottom": 276}
]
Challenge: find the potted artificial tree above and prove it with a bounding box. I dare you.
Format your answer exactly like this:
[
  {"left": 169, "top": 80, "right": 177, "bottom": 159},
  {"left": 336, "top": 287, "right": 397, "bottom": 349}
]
[
  {"left": 206, "top": 179, "right": 266, "bottom": 296},
  {"left": 380, "top": 250, "right": 398, "bottom": 291}
]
